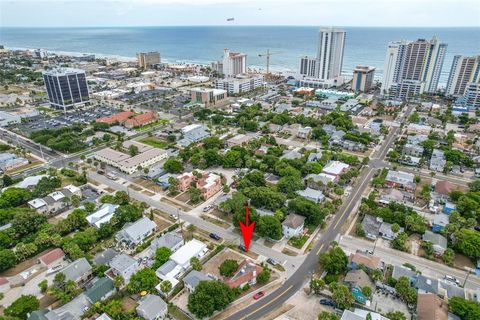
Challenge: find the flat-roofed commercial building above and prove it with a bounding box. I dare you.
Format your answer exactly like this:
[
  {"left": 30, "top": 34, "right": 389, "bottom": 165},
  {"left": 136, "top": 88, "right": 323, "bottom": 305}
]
[
  {"left": 190, "top": 88, "right": 227, "bottom": 107},
  {"left": 43, "top": 67, "right": 90, "bottom": 111},
  {"left": 215, "top": 74, "right": 264, "bottom": 94}
]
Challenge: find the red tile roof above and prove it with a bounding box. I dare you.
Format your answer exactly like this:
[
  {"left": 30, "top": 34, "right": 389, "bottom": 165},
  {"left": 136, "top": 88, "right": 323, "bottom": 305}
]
[
  {"left": 39, "top": 248, "right": 65, "bottom": 265},
  {"left": 124, "top": 111, "right": 157, "bottom": 127},
  {"left": 96, "top": 111, "right": 135, "bottom": 124},
  {"left": 417, "top": 293, "right": 448, "bottom": 320},
  {"left": 0, "top": 277, "right": 8, "bottom": 285},
  {"left": 226, "top": 259, "right": 263, "bottom": 288}
]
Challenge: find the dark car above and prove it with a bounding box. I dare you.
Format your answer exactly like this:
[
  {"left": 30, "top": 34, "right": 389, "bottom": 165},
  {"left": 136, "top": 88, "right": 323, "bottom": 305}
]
[
  {"left": 267, "top": 258, "right": 277, "bottom": 266},
  {"left": 319, "top": 299, "right": 335, "bottom": 307},
  {"left": 238, "top": 244, "right": 247, "bottom": 252},
  {"left": 253, "top": 291, "right": 265, "bottom": 300},
  {"left": 209, "top": 233, "right": 221, "bottom": 241}
]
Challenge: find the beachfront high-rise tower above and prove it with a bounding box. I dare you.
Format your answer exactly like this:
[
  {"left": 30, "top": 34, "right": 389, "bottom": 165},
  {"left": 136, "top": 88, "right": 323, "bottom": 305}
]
[
  {"left": 446, "top": 55, "right": 480, "bottom": 97},
  {"left": 381, "top": 37, "right": 447, "bottom": 99},
  {"left": 315, "top": 27, "right": 346, "bottom": 80},
  {"left": 136, "top": 51, "right": 161, "bottom": 69},
  {"left": 42, "top": 67, "right": 90, "bottom": 112}
]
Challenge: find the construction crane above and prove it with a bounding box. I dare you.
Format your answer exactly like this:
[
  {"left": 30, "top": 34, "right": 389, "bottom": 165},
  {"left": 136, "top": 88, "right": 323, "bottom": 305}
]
[{"left": 258, "top": 50, "right": 282, "bottom": 74}]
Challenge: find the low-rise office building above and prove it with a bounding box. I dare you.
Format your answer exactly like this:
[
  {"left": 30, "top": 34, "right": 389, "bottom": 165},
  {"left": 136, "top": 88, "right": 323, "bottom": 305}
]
[{"left": 215, "top": 74, "right": 264, "bottom": 94}]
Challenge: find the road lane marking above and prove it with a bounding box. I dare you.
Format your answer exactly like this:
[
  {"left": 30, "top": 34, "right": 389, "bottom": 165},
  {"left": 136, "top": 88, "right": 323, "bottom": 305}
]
[
  {"left": 316, "top": 243, "right": 324, "bottom": 255},
  {"left": 241, "top": 285, "right": 294, "bottom": 320},
  {"left": 333, "top": 170, "right": 372, "bottom": 229}
]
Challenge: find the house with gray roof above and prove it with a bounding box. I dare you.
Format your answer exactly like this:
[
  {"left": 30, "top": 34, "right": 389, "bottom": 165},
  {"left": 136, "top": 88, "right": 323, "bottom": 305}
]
[
  {"left": 430, "top": 149, "right": 446, "bottom": 172},
  {"left": 439, "top": 281, "right": 466, "bottom": 299},
  {"left": 416, "top": 275, "right": 439, "bottom": 294},
  {"left": 108, "top": 253, "right": 139, "bottom": 282},
  {"left": 296, "top": 187, "right": 325, "bottom": 204},
  {"left": 392, "top": 265, "right": 418, "bottom": 285},
  {"left": 282, "top": 213, "right": 305, "bottom": 238},
  {"left": 150, "top": 232, "right": 184, "bottom": 253},
  {"left": 85, "top": 277, "right": 115, "bottom": 304},
  {"left": 60, "top": 258, "right": 92, "bottom": 286},
  {"left": 136, "top": 294, "right": 168, "bottom": 320},
  {"left": 93, "top": 248, "right": 119, "bottom": 266},
  {"left": 45, "top": 293, "right": 91, "bottom": 320},
  {"left": 116, "top": 217, "right": 156, "bottom": 248},
  {"left": 183, "top": 270, "right": 212, "bottom": 292},
  {"left": 423, "top": 231, "right": 447, "bottom": 256}
]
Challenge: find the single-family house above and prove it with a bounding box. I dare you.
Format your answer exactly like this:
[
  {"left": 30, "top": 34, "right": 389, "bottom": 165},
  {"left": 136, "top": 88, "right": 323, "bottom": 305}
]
[
  {"left": 116, "top": 217, "right": 157, "bottom": 247},
  {"left": 416, "top": 275, "right": 439, "bottom": 295},
  {"left": 296, "top": 187, "right": 325, "bottom": 204},
  {"left": 348, "top": 252, "right": 381, "bottom": 271},
  {"left": 417, "top": 293, "right": 448, "bottom": 320},
  {"left": 322, "top": 161, "right": 350, "bottom": 180},
  {"left": 282, "top": 213, "right": 305, "bottom": 238},
  {"left": 85, "top": 277, "right": 116, "bottom": 304},
  {"left": 108, "top": 253, "right": 139, "bottom": 282},
  {"left": 150, "top": 232, "right": 184, "bottom": 253},
  {"left": 136, "top": 294, "right": 168, "bottom": 320},
  {"left": 183, "top": 270, "right": 212, "bottom": 293},
  {"left": 226, "top": 259, "right": 263, "bottom": 289},
  {"left": 434, "top": 180, "right": 456, "bottom": 200},
  {"left": 60, "top": 258, "right": 93, "bottom": 286},
  {"left": 93, "top": 248, "right": 119, "bottom": 266},
  {"left": 432, "top": 213, "right": 449, "bottom": 233},
  {"left": 392, "top": 265, "right": 417, "bottom": 285},
  {"left": 344, "top": 269, "right": 374, "bottom": 304},
  {"left": 423, "top": 231, "right": 447, "bottom": 256},
  {"left": 385, "top": 170, "right": 416, "bottom": 191},
  {"left": 430, "top": 149, "right": 446, "bottom": 172},
  {"left": 86, "top": 204, "right": 119, "bottom": 228},
  {"left": 38, "top": 248, "right": 65, "bottom": 267}
]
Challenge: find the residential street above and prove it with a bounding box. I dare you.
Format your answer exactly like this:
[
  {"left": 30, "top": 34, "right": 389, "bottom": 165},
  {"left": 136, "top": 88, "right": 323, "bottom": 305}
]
[{"left": 338, "top": 235, "right": 480, "bottom": 290}]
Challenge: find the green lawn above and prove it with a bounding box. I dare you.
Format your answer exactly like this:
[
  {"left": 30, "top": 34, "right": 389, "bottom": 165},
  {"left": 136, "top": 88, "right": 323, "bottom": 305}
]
[
  {"left": 140, "top": 137, "right": 168, "bottom": 149},
  {"left": 288, "top": 235, "right": 309, "bottom": 249}
]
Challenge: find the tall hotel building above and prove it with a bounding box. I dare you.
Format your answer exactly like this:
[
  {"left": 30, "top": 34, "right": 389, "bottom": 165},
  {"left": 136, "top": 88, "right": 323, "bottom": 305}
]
[
  {"left": 381, "top": 37, "right": 447, "bottom": 99},
  {"left": 298, "top": 27, "right": 346, "bottom": 88},
  {"left": 445, "top": 55, "right": 480, "bottom": 96},
  {"left": 352, "top": 65, "right": 376, "bottom": 92},
  {"left": 212, "top": 49, "right": 247, "bottom": 77},
  {"left": 136, "top": 51, "right": 161, "bottom": 69},
  {"left": 42, "top": 68, "right": 90, "bottom": 111}
]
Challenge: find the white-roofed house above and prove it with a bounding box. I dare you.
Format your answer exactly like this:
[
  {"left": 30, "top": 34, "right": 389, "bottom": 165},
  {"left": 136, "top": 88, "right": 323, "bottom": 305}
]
[{"left": 87, "top": 204, "right": 119, "bottom": 228}]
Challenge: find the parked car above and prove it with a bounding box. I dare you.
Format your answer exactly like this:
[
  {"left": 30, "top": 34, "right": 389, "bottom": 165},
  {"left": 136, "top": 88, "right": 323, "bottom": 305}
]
[
  {"left": 238, "top": 244, "right": 247, "bottom": 252},
  {"left": 444, "top": 275, "right": 460, "bottom": 286},
  {"left": 267, "top": 258, "right": 277, "bottom": 266},
  {"left": 209, "top": 233, "right": 221, "bottom": 241},
  {"left": 253, "top": 291, "right": 265, "bottom": 300},
  {"left": 203, "top": 205, "right": 213, "bottom": 212},
  {"left": 319, "top": 299, "right": 335, "bottom": 307}
]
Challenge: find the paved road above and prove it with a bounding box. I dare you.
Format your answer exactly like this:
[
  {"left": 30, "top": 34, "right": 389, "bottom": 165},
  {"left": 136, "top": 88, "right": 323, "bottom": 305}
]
[
  {"left": 339, "top": 235, "right": 480, "bottom": 290},
  {"left": 0, "top": 128, "right": 60, "bottom": 161},
  {"left": 87, "top": 172, "right": 305, "bottom": 273},
  {"left": 223, "top": 103, "right": 417, "bottom": 320}
]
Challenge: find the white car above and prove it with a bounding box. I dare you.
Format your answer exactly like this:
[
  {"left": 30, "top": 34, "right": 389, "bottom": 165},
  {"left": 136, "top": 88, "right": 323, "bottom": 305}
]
[{"left": 444, "top": 275, "right": 460, "bottom": 286}]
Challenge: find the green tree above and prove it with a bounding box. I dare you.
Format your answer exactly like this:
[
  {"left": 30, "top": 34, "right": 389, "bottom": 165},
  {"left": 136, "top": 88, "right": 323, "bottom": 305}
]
[
  {"left": 310, "top": 277, "right": 326, "bottom": 295},
  {"left": 443, "top": 248, "right": 455, "bottom": 266},
  {"left": 219, "top": 259, "right": 238, "bottom": 277},
  {"left": 127, "top": 268, "right": 159, "bottom": 294},
  {"left": 362, "top": 286, "right": 372, "bottom": 298},
  {"left": 385, "top": 311, "right": 407, "bottom": 320},
  {"left": 190, "top": 257, "right": 202, "bottom": 271},
  {"left": 319, "top": 245, "right": 348, "bottom": 276},
  {"left": 163, "top": 157, "right": 184, "bottom": 173},
  {"left": 330, "top": 283, "right": 354, "bottom": 309},
  {"left": 392, "top": 232, "right": 409, "bottom": 252},
  {"left": 318, "top": 311, "right": 339, "bottom": 320},
  {"left": 160, "top": 280, "right": 172, "bottom": 293},
  {"left": 453, "top": 228, "right": 480, "bottom": 259},
  {"left": 4, "top": 295, "right": 40, "bottom": 319},
  {"left": 38, "top": 279, "right": 48, "bottom": 293},
  {"left": 187, "top": 281, "right": 235, "bottom": 318},
  {"left": 395, "top": 276, "right": 417, "bottom": 304},
  {"left": 0, "top": 249, "right": 17, "bottom": 271},
  {"left": 256, "top": 215, "right": 282, "bottom": 240},
  {"left": 188, "top": 187, "right": 203, "bottom": 204},
  {"left": 153, "top": 247, "right": 172, "bottom": 269},
  {"left": 256, "top": 267, "right": 271, "bottom": 284},
  {"left": 448, "top": 297, "right": 480, "bottom": 320}
]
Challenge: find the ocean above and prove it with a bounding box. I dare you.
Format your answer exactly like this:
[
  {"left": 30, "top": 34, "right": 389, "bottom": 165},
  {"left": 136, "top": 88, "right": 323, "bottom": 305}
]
[{"left": 1, "top": 26, "right": 479, "bottom": 85}]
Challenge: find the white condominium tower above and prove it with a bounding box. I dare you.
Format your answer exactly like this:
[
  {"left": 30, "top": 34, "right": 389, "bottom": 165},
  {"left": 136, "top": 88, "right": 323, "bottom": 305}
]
[
  {"left": 315, "top": 27, "right": 346, "bottom": 80},
  {"left": 212, "top": 48, "right": 247, "bottom": 77},
  {"left": 381, "top": 37, "right": 447, "bottom": 99},
  {"left": 445, "top": 55, "right": 480, "bottom": 96}
]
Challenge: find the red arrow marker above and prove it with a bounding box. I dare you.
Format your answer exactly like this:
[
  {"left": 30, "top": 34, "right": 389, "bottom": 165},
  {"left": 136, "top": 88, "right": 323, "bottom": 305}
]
[{"left": 239, "top": 207, "right": 255, "bottom": 252}]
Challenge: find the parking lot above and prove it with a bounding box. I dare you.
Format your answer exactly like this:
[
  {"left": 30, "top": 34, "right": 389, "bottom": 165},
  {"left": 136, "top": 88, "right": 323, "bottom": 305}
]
[{"left": 10, "top": 105, "right": 118, "bottom": 134}]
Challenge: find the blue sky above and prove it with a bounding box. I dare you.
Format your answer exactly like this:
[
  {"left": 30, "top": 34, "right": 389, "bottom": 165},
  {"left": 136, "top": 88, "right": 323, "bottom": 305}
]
[{"left": 1, "top": 0, "right": 479, "bottom": 27}]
